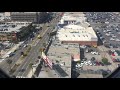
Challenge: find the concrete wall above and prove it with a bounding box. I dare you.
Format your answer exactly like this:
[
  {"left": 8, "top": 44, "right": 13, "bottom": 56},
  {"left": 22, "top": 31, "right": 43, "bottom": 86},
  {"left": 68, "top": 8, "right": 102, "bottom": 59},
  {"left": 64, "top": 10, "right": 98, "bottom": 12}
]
[{"left": 61, "top": 41, "right": 97, "bottom": 47}]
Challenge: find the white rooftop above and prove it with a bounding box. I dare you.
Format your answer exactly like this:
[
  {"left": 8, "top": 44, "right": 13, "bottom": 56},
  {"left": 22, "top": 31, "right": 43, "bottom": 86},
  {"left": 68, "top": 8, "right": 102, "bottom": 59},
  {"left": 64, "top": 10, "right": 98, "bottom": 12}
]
[{"left": 57, "top": 25, "right": 98, "bottom": 42}]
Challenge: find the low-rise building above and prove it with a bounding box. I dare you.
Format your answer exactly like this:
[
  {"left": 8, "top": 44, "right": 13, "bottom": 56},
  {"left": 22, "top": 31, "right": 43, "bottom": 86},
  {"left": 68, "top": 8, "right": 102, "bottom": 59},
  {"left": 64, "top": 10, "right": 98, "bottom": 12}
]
[
  {"left": 56, "top": 24, "right": 98, "bottom": 47},
  {"left": 59, "top": 12, "right": 86, "bottom": 25}
]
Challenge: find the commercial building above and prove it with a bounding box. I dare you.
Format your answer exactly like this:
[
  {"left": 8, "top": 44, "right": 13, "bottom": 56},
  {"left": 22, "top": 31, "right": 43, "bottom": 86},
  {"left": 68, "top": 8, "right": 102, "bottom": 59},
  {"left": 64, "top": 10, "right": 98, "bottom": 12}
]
[
  {"left": 46, "top": 36, "right": 80, "bottom": 77},
  {"left": 59, "top": 12, "right": 86, "bottom": 26},
  {"left": 10, "top": 12, "right": 49, "bottom": 23},
  {"left": 56, "top": 24, "right": 98, "bottom": 47}
]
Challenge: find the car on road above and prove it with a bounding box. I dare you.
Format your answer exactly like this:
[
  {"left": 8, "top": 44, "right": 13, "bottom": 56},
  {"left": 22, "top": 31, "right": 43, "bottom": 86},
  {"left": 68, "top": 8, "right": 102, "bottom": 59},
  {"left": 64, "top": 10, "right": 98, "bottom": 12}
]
[
  {"left": 23, "top": 44, "right": 27, "bottom": 48},
  {"left": 85, "top": 49, "right": 89, "bottom": 53},
  {"left": 37, "top": 35, "right": 42, "bottom": 39},
  {"left": 9, "top": 52, "right": 15, "bottom": 57},
  {"left": 80, "top": 45, "right": 86, "bottom": 49}
]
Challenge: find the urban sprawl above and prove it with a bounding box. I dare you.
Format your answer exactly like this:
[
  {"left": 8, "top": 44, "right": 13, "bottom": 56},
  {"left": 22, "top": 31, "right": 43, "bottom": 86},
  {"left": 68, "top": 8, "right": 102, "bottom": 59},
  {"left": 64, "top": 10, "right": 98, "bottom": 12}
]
[{"left": 0, "top": 12, "right": 120, "bottom": 78}]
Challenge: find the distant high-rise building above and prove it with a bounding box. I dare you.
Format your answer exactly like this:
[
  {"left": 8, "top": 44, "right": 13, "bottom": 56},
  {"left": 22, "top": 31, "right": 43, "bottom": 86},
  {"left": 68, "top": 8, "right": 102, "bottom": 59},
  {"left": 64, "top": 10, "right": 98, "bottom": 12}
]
[{"left": 10, "top": 12, "right": 49, "bottom": 23}]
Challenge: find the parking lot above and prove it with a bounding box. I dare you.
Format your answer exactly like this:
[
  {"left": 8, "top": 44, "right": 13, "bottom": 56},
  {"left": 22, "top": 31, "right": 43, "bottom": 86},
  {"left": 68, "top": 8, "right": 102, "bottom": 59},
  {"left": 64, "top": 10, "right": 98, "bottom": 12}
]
[
  {"left": 72, "top": 44, "right": 120, "bottom": 78},
  {"left": 72, "top": 12, "right": 120, "bottom": 78},
  {"left": 84, "top": 12, "right": 120, "bottom": 48}
]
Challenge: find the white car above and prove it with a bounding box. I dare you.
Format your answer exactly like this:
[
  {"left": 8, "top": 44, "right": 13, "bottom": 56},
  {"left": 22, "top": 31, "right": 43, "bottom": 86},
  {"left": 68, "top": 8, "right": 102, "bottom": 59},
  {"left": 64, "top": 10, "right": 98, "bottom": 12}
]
[
  {"left": 103, "top": 30, "right": 106, "bottom": 32},
  {"left": 23, "top": 45, "right": 27, "bottom": 48},
  {"left": 103, "top": 40, "right": 106, "bottom": 43},
  {"left": 87, "top": 61, "right": 92, "bottom": 65},
  {"left": 81, "top": 61, "right": 84, "bottom": 63},
  {"left": 116, "top": 39, "right": 120, "bottom": 41},
  {"left": 80, "top": 45, "right": 86, "bottom": 49},
  {"left": 80, "top": 63, "right": 84, "bottom": 66},
  {"left": 89, "top": 63, "right": 93, "bottom": 66},
  {"left": 110, "top": 38, "right": 115, "bottom": 41},
  {"left": 85, "top": 50, "right": 89, "bottom": 53},
  {"left": 112, "top": 36, "right": 116, "bottom": 38},
  {"left": 0, "top": 58, "right": 5, "bottom": 62},
  {"left": 84, "top": 62, "right": 89, "bottom": 65},
  {"left": 91, "top": 51, "right": 99, "bottom": 55}
]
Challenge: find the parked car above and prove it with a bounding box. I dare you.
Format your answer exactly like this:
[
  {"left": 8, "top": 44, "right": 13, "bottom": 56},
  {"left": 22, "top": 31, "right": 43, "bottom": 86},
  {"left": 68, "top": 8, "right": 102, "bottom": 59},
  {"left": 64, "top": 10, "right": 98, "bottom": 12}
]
[
  {"left": 91, "top": 57, "right": 95, "bottom": 61},
  {"left": 91, "top": 51, "right": 99, "bottom": 55},
  {"left": 99, "top": 62, "right": 104, "bottom": 66}
]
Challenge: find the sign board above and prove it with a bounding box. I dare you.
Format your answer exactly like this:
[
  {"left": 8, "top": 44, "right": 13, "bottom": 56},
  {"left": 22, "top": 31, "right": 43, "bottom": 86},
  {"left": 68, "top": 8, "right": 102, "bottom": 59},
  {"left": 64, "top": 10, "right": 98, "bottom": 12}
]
[{"left": 41, "top": 52, "right": 53, "bottom": 69}]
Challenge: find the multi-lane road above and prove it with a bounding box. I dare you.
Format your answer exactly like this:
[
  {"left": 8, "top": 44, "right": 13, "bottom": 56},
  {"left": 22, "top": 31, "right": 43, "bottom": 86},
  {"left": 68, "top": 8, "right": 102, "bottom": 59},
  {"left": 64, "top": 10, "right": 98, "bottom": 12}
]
[
  {"left": 16, "top": 13, "right": 61, "bottom": 77},
  {"left": 0, "top": 24, "right": 45, "bottom": 74},
  {"left": 0, "top": 12, "right": 62, "bottom": 77}
]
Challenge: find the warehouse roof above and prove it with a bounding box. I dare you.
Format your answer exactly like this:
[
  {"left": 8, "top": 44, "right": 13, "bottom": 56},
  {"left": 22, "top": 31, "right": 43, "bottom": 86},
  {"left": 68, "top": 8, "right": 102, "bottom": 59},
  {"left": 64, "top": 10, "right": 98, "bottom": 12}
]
[{"left": 57, "top": 25, "right": 98, "bottom": 42}]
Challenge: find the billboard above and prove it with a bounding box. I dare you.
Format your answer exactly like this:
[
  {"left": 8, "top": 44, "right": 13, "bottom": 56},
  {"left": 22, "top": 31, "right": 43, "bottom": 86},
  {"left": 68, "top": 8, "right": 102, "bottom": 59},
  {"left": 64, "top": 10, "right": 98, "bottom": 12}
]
[{"left": 41, "top": 52, "right": 53, "bottom": 69}]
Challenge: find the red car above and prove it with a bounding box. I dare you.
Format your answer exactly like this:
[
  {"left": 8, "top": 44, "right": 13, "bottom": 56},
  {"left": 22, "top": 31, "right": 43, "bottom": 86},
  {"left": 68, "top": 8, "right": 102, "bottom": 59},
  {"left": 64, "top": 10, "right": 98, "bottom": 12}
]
[
  {"left": 112, "top": 58, "right": 115, "bottom": 62},
  {"left": 96, "top": 61, "right": 100, "bottom": 66},
  {"left": 112, "top": 53, "right": 115, "bottom": 56}
]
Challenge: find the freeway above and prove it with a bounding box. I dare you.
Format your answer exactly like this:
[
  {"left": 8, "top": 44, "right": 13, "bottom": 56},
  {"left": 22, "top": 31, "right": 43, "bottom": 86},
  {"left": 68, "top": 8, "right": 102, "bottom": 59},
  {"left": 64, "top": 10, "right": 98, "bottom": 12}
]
[{"left": 13, "top": 14, "right": 62, "bottom": 77}]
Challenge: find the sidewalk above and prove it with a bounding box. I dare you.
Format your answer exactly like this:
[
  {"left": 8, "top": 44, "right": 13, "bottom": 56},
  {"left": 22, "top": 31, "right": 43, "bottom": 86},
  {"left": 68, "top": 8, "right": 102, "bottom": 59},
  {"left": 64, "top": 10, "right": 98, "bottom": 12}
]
[{"left": 27, "top": 67, "right": 36, "bottom": 78}]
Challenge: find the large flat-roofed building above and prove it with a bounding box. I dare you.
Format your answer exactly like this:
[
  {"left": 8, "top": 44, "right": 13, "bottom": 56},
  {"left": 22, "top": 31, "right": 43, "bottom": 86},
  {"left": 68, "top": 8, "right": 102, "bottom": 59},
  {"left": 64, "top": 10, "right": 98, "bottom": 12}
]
[
  {"left": 56, "top": 24, "right": 98, "bottom": 47},
  {"left": 10, "top": 12, "right": 49, "bottom": 23}
]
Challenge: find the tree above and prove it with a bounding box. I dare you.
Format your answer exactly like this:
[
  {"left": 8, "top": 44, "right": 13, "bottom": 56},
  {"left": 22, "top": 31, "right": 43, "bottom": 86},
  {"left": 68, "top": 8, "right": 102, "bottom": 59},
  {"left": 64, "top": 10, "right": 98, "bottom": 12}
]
[
  {"left": 38, "top": 56, "right": 41, "bottom": 59},
  {"left": 47, "top": 33, "right": 50, "bottom": 36},
  {"left": 43, "top": 43, "right": 46, "bottom": 48},
  {"left": 40, "top": 48, "right": 44, "bottom": 53},
  {"left": 102, "top": 58, "right": 109, "bottom": 65},
  {"left": 6, "top": 59, "right": 12, "bottom": 72},
  {"left": 29, "top": 63, "right": 34, "bottom": 76}
]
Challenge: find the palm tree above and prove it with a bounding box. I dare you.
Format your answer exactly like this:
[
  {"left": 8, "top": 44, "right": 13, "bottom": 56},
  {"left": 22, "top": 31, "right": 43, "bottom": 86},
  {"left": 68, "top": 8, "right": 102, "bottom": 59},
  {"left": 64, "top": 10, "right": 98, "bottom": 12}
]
[
  {"left": 29, "top": 63, "right": 34, "bottom": 76},
  {"left": 6, "top": 59, "right": 12, "bottom": 72}
]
